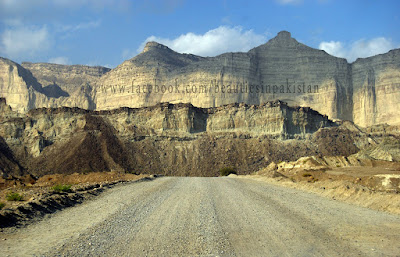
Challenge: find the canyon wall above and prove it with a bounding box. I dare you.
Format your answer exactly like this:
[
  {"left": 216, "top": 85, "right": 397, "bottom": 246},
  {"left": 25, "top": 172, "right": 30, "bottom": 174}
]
[
  {"left": 0, "top": 58, "right": 108, "bottom": 113},
  {"left": 0, "top": 31, "right": 399, "bottom": 127},
  {"left": 351, "top": 50, "right": 400, "bottom": 126},
  {"left": 21, "top": 62, "right": 109, "bottom": 110},
  {"left": 95, "top": 31, "right": 353, "bottom": 123}
]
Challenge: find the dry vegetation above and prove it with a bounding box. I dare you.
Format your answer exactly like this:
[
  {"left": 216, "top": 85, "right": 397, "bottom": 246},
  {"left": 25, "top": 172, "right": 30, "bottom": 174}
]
[{"left": 0, "top": 171, "right": 147, "bottom": 211}]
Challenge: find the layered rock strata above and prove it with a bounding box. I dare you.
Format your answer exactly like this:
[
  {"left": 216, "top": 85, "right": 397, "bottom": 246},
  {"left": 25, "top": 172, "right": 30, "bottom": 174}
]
[
  {"left": 0, "top": 98, "right": 339, "bottom": 176},
  {"left": 0, "top": 58, "right": 109, "bottom": 113},
  {"left": 1, "top": 31, "right": 399, "bottom": 127}
]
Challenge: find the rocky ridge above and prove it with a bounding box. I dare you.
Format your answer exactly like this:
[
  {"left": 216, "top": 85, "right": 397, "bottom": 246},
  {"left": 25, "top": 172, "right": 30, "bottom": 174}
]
[
  {"left": 0, "top": 97, "right": 341, "bottom": 177},
  {"left": 1, "top": 97, "right": 399, "bottom": 177}
]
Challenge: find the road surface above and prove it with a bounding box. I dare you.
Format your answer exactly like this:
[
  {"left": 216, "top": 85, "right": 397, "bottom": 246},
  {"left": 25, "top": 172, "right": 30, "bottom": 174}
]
[{"left": 1, "top": 177, "right": 400, "bottom": 256}]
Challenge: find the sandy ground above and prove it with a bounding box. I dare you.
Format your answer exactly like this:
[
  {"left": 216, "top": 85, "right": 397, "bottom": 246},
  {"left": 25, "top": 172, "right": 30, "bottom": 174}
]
[
  {"left": 243, "top": 174, "right": 400, "bottom": 215},
  {"left": 251, "top": 163, "right": 400, "bottom": 215},
  {"left": 1, "top": 177, "right": 400, "bottom": 256}
]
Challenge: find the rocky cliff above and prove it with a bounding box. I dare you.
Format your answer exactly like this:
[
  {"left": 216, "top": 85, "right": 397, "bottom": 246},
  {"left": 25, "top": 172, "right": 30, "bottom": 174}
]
[
  {"left": 0, "top": 98, "right": 344, "bottom": 176},
  {"left": 95, "top": 31, "right": 353, "bottom": 124},
  {"left": 21, "top": 62, "right": 109, "bottom": 108},
  {"left": 0, "top": 58, "right": 109, "bottom": 113},
  {"left": 351, "top": 49, "right": 400, "bottom": 126},
  {"left": 0, "top": 31, "right": 399, "bottom": 127},
  {"left": 1, "top": 97, "right": 399, "bottom": 177}
]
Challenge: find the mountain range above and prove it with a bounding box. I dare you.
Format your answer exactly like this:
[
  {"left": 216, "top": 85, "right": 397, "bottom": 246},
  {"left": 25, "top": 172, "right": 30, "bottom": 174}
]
[{"left": 0, "top": 31, "right": 399, "bottom": 127}]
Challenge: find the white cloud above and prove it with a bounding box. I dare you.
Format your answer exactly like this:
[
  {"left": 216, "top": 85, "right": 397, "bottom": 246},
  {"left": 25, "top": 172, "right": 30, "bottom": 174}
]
[
  {"left": 0, "top": 25, "right": 51, "bottom": 58},
  {"left": 275, "top": 0, "right": 303, "bottom": 5},
  {"left": 48, "top": 56, "right": 70, "bottom": 65},
  {"left": 0, "top": 16, "right": 100, "bottom": 60},
  {"left": 59, "top": 20, "right": 101, "bottom": 33},
  {"left": 135, "top": 26, "right": 267, "bottom": 58},
  {"left": 319, "top": 41, "right": 345, "bottom": 57},
  {"left": 319, "top": 37, "right": 397, "bottom": 62},
  {"left": 351, "top": 38, "right": 396, "bottom": 60},
  {"left": 85, "top": 60, "right": 113, "bottom": 68},
  {"left": 56, "top": 20, "right": 101, "bottom": 39}
]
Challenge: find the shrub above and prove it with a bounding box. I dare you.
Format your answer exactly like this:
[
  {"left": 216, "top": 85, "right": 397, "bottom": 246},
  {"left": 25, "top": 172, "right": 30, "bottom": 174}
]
[
  {"left": 302, "top": 173, "right": 313, "bottom": 177},
  {"left": 0, "top": 202, "right": 5, "bottom": 209},
  {"left": 6, "top": 192, "right": 23, "bottom": 201},
  {"left": 52, "top": 184, "right": 72, "bottom": 193},
  {"left": 219, "top": 167, "right": 237, "bottom": 176}
]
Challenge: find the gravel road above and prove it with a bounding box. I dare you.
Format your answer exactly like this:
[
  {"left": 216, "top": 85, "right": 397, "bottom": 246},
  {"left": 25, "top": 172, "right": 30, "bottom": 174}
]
[{"left": 1, "top": 177, "right": 400, "bottom": 256}]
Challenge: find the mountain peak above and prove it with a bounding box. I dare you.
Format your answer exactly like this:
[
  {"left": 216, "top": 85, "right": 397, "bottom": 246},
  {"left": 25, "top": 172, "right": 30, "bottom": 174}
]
[
  {"left": 143, "top": 41, "right": 172, "bottom": 53},
  {"left": 269, "top": 30, "right": 298, "bottom": 45},
  {"left": 249, "top": 31, "right": 301, "bottom": 53},
  {"left": 276, "top": 30, "right": 291, "bottom": 39}
]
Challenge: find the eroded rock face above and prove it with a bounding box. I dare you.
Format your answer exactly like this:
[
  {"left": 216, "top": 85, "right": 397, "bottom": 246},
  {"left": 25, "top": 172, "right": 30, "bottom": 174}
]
[
  {"left": 0, "top": 58, "right": 109, "bottom": 113},
  {"left": 21, "top": 62, "right": 110, "bottom": 93},
  {"left": 0, "top": 57, "right": 40, "bottom": 113},
  {"left": 96, "top": 100, "right": 333, "bottom": 138},
  {"left": 351, "top": 50, "right": 400, "bottom": 127},
  {"left": 0, "top": 31, "right": 399, "bottom": 127},
  {"left": 21, "top": 62, "right": 109, "bottom": 109},
  {"left": 95, "top": 31, "right": 353, "bottom": 124},
  {"left": 1, "top": 97, "right": 399, "bottom": 176},
  {"left": 86, "top": 31, "right": 400, "bottom": 127},
  {"left": 0, "top": 98, "right": 339, "bottom": 176}
]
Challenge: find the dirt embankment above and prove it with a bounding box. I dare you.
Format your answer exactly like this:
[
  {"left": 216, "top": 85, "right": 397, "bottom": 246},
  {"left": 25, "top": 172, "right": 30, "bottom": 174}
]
[
  {"left": 0, "top": 172, "right": 149, "bottom": 228},
  {"left": 249, "top": 158, "right": 400, "bottom": 215}
]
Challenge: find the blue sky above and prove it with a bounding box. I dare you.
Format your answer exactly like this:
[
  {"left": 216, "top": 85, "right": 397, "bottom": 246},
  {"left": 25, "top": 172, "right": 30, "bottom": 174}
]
[{"left": 0, "top": 0, "right": 399, "bottom": 68}]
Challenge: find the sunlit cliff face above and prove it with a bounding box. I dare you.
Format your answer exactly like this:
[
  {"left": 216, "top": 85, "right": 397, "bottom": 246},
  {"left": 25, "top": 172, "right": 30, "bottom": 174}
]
[{"left": 1, "top": 31, "right": 400, "bottom": 127}]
